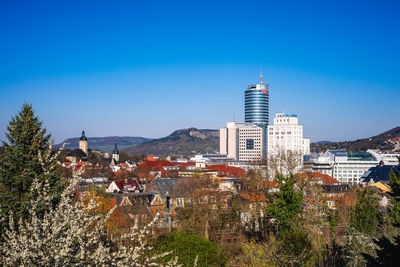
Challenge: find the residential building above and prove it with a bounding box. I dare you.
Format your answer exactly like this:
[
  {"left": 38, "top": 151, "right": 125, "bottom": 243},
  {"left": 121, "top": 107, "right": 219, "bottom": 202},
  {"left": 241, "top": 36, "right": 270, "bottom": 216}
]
[{"left": 106, "top": 179, "right": 141, "bottom": 193}]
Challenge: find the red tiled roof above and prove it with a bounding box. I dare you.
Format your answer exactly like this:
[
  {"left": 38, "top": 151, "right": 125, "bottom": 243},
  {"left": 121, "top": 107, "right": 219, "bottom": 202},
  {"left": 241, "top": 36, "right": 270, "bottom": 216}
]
[
  {"left": 118, "top": 163, "right": 129, "bottom": 168},
  {"left": 205, "top": 165, "right": 246, "bottom": 177},
  {"left": 240, "top": 192, "right": 267, "bottom": 202},
  {"left": 114, "top": 180, "right": 140, "bottom": 191},
  {"left": 297, "top": 172, "right": 340, "bottom": 185}
]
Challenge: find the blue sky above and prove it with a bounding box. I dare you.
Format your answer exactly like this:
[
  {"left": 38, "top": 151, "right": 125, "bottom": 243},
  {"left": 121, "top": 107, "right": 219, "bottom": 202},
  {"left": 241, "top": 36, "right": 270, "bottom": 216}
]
[{"left": 0, "top": 0, "right": 399, "bottom": 143}]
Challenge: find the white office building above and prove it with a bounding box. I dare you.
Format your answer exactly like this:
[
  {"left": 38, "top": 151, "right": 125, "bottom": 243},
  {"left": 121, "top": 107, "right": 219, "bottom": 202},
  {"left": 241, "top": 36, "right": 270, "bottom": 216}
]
[
  {"left": 220, "top": 122, "right": 266, "bottom": 162},
  {"left": 311, "top": 149, "right": 379, "bottom": 184},
  {"left": 267, "top": 113, "right": 310, "bottom": 157},
  {"left": 367, "top": 149, "right": 400, "bottom": 165}
]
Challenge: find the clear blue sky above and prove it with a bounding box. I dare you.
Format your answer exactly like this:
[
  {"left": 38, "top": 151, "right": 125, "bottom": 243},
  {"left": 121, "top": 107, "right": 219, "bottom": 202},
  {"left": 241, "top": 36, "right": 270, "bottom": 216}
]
[{"left": 0, "top": 0, "right": 399, "bottom": 143}]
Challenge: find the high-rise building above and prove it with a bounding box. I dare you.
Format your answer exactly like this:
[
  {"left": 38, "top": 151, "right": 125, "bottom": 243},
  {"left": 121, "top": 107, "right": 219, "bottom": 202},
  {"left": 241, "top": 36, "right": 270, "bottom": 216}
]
[
  {"left": 220, "top": 122, "right": 266, "bottom": 161},
  {"left": 245, "top": 74, "right": 269, "bottom": 126},
  {"left": 267, "top": 113, "right": 310, "bottom": 156}
]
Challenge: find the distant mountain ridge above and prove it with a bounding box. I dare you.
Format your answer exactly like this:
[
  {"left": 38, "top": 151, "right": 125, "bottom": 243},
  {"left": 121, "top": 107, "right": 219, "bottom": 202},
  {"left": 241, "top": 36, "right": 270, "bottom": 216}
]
[
  {"left": 122, "top": 128, "right": 219, "bottom": 157},
  {"left": 57, "top": 136, "right": 152, "bottom": 152},
  {"left": 311, "top": 127, "right": 400, "bottom": 153}
]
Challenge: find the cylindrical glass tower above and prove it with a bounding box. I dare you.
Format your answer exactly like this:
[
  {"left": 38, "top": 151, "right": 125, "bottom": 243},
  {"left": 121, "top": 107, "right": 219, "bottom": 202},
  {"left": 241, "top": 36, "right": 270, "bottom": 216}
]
[{"left": 244, "top": 81, "right": 269, "bottom": 126}]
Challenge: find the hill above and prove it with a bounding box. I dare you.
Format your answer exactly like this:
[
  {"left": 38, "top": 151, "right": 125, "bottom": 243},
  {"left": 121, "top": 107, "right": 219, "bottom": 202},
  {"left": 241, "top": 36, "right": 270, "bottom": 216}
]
[
  {"left": 311, "top": 127, "right": 400, "bottom": 153},
  {"left": 122, "top": 128, "right": 219, "bottom": 157},
  {"left": 57, "top": 136, "right": 152, "bottom": 152}
]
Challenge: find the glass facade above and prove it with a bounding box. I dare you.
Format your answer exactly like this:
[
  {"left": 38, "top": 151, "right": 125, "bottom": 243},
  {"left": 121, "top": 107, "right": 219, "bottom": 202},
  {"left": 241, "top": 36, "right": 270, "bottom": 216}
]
[{"left": 244, "top": 85, "right": 269, "bottom": 126}]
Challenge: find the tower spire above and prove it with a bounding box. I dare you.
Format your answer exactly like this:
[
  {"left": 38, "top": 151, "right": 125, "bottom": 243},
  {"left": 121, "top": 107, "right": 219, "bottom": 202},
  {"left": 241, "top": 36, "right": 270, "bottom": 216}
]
[{"left": 260, "top": 69, "right": 263, "bottom": 85}]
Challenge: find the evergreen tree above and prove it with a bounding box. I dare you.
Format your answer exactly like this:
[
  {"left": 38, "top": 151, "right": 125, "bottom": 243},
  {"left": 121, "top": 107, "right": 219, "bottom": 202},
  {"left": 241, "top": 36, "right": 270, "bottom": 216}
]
[
  {"left": 388, "top": 165, "right": 400, "bottom": 227},
  {"left": 267, "top": 174, "right": 303, "bottom": 235},
  {"left": 364, "top": 160, "right": 400, "bottom": 266},
  {"left": 350, "top": 188, "right": 380, "bottom": 236},
  {"left": 0, "top": 103, "right": 63, "bottom": 232}
]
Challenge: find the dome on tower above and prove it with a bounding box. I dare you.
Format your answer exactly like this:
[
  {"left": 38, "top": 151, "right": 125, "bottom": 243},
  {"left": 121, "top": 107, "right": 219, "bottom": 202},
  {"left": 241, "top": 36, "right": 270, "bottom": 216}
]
[
  {"left": 80, "top": 131, "right": 87, "bottom": 141},
  {"left": 113, "top": 143, "right": 119, "bottom": 154}
]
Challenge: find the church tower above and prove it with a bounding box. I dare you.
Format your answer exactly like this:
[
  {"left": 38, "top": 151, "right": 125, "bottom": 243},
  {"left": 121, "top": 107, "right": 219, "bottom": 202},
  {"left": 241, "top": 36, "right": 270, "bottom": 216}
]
[
  {"left": 79, "top": 131, "right": 88, "bottom": 155},
  {"left": 112, "top": 143, "right": 119, "bottom": 163}
]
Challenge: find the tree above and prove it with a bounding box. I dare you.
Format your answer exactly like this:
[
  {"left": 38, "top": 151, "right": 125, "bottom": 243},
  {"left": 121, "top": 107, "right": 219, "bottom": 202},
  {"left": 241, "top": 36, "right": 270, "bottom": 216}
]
[
  {"left": 0, "top": 145, "right": 178, "bottom": 266},
  {"left": 388, "top": 166, "right": 400, "bottom": 227},
  {"left": 267, "top": 174, "right": 303, "bottom": 235},
  {"left": 0, "top": 104, "right": 63, "bottom": 233},
  {"left": 153, "top": 231, "right": 226, "bottom": 266},
  {"left": 350, "top": 188, "right": 380, "bottom": 236},
  {"left": 364, "top": 160, "right": 400, "bottom": 266}
]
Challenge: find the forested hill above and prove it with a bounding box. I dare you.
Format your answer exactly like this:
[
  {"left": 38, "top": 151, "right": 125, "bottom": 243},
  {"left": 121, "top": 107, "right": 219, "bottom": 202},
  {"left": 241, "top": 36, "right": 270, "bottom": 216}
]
[
  {"left": 311, "top": 127, "right": 400, "bottom": 153},
  {"left": 122, "top": 128, "right": 219, "bottom": 157},
  {"left": 56, "top": 136, "right": 152, "bottom": 152}
]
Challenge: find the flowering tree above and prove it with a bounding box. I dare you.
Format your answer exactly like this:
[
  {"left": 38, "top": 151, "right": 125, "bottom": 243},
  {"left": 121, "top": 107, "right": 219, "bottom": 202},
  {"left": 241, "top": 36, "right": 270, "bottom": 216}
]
[{"left": 0, "top": 144, "right": 179, "bottom": 266}]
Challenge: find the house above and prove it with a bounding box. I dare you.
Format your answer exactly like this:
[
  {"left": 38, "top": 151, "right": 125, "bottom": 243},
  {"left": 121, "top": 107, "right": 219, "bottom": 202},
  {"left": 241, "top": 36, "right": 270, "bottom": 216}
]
[
  {"left": 106, "top": 179, "right": 141, "bottom": 193},
  {"left": 205, "top": 165, "right": 246, "bottom": 177}
]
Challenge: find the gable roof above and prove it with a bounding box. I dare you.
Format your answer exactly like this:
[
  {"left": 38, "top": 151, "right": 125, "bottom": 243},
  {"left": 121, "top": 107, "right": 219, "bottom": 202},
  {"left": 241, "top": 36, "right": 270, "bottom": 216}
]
[
  {"left": 297, "top": 172, "right": 340, "bottom": 185},
  {"left": 113, "top": 180, "right": 141, "bottom": 192},
  {"left": 153, "top": 178, "right": 189, "bottom": 198}
]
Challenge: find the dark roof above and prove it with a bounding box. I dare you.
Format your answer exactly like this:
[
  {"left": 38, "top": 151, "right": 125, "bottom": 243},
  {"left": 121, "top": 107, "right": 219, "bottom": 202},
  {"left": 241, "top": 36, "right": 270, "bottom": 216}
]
[
  {"left": 322, "top": 184, "right": 351, "bottom": 194},
  {"left": 153, "top": 178, "right": 188, "bottom": 198},
  {"left": 80, "top": 131, "right": 87, "bottom": 141},
  {"left": 361, "top": 165, "right": 399, "bottom": 183},
  {"left": 67, "top": 149, "right": 87, "bottom": 158},
  {"left": 113, "top": 143, "right": 119, "bottom": 154}
]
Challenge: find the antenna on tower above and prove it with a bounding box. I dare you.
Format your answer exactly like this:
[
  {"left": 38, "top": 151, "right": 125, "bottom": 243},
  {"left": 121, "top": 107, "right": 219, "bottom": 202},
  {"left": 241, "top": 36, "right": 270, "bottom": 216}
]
[
  {"left": 260, "top": 68, "right": 263, "bottom": 85},
  {"left": 233, "top": 112, "right": 236, "bottom": 122}
]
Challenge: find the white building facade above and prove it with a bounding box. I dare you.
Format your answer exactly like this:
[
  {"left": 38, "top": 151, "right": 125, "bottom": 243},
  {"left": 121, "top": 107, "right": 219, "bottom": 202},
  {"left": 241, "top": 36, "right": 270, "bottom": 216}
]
[
  {"left": 311, "top": 149, "right": 379, "bottom": 184},
  {"left": 367, "top": 149, "right": 400, "bottom": 165},
  {"left": 267, "top": 113, "right": 310, "bottom": 157},
  {"left": 220, "top": 122, "right": 266, "bottom": 161}
]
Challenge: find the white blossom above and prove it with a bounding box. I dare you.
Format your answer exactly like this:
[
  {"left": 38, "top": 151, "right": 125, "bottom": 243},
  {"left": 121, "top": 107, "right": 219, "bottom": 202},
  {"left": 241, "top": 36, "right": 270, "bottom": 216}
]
[{"left": 0, "top": 144, "right": 180, "bottom": 267}]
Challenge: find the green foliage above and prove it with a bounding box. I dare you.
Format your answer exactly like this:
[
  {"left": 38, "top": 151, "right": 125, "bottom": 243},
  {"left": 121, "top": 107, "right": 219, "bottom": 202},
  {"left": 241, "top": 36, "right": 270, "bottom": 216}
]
[
  {"left": 0, "top": 103, "right": 63, "bottom": 233},
  {"left": 153, "top": 231, "right": 226, "bottom": 266},
  {"left": 388, "top": 168, "right": 400, "bottom": 227},
  {"left": 364, "top": 235, "right": 400, "bottom": 267},
  {"left": 350, "top": 188, "right": 380, "bottom": 236},
  {"left": 365, "top": 162, "right": 400, "bottom": 265},
  {"left": 267, "top": 174, "right": 303, "bottom": 235},
  {"left": 329, "top": 211, "right": 337, "bottom": 237},
  {"left": 118, "top": 151, "right": 130, "bottom": 163},
  {"left": 279, "top": 226, "right": 312, "bottom": 263}
]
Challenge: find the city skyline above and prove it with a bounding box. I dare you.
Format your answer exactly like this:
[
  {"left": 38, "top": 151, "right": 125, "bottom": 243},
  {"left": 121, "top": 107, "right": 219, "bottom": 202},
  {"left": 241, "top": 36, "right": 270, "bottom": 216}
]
[{"left": 1, "top": 1, "right": 399, "bottom": 143}]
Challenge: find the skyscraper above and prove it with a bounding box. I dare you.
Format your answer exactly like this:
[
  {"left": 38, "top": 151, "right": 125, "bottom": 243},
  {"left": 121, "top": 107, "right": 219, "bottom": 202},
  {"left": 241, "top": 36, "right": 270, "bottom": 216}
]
[{"left": 244, "top": 74, "right": 269, "bottom": 126}]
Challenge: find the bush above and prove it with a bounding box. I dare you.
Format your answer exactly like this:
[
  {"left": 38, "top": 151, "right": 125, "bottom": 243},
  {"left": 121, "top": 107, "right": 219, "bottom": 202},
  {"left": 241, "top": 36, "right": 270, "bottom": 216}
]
[{"left": 153, "top": 231, "right": 226, "bottom": 266}]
